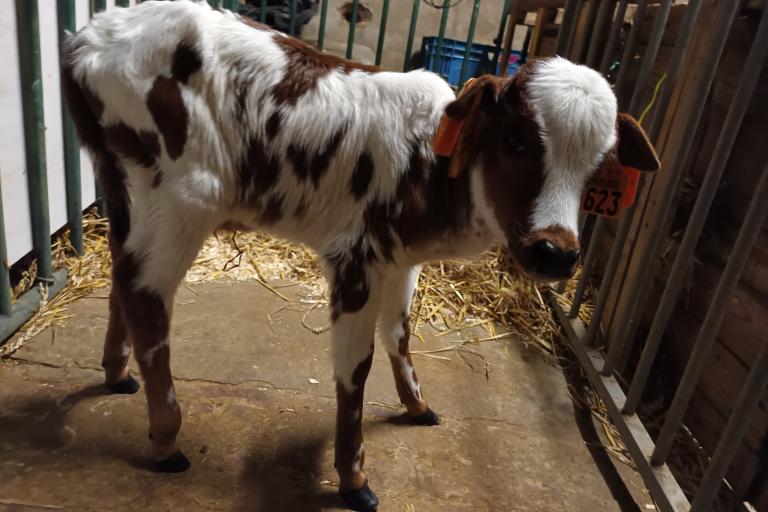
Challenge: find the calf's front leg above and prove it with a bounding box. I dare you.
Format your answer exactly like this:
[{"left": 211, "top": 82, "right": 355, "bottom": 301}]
[
  {"left": 378, "top": 266, "right": 439, "bottom": 425},
  {"left": 327, "top": 255, "right": 381, "bottom": 512}
]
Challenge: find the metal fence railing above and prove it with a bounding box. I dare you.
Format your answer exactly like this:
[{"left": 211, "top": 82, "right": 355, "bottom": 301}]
[{"left": 549, "top": 1, "right": 768, "bottom": 511}]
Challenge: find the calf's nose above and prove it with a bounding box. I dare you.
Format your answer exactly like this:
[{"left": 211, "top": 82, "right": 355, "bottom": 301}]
[{"left": 531, "top": 240, "right": 579, "bottom": 279}]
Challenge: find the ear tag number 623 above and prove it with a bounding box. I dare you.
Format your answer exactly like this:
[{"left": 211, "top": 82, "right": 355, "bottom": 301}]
[{"left": 580, "top": 165, "right": 640, "bottom": 218}]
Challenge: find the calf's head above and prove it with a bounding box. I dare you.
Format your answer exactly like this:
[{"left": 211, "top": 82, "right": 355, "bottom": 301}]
[{"left": 444, "top": 57, "right": 659, "bottom": 281}]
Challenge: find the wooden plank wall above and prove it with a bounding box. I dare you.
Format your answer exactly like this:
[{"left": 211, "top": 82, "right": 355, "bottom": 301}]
[{"left": 595, "top": 1, "right": 768, "bottom": 508}]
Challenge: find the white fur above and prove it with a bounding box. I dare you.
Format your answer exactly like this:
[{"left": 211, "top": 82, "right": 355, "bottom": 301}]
[
  {"left": 526, "top": 57, "right": 618, "bottom": 234},
  {"left": 142, "top": 339, "right": 168, "bottom": 367}
]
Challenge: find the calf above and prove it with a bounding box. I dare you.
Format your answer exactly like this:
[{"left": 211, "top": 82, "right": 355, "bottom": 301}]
[{"left": 61, "top": 1, "right": 659, "bottom": 510}]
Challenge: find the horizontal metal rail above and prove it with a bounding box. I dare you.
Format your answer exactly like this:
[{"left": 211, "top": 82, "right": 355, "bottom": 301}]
[{"left": 550, "top": 299, "right": 690, "bottom": 512}]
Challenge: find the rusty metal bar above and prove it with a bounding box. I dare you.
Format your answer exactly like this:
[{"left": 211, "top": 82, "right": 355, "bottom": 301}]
[
  {"left": 499, "top": 0, "right": 519, "bottom": 77},
  {"left": 586, "top": 0, "right": 614, "bottom": 68},
  {"left": 627, "top": 0, "right": 672, "bottom": 115},
  {"left": 599, "top": 0, "right": 628, "bottom": 75},
  {"left": 614, "top": 0, "right": 648, "bottom": 109},
  {"left": 551, "top": 301, "right": 690, "bottom": 512},
  {"left": 624, "top": 6, "right": 768, "bottom": 415},
  {"left": 690, "top": 332, "right": 768, "bottom": 512},
  {"left": 555, "top": 0, "right": 583, "bottom": 57},
  {"left": 653, "top": 162, "right": 768, "bottom": 465},
  {"left": 602, "top": 0, "right": 740, "bottom": 378},
  {"left": 572, "top": 0, "right": 602, "bottom": 63},
  {"left": 647, "top": 0, "right": 703, "bottom": 141}
]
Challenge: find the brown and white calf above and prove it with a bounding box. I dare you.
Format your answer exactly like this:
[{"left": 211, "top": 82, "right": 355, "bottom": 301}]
[{"left": 62, "top": 1, "right": 659, "bottom": 510}]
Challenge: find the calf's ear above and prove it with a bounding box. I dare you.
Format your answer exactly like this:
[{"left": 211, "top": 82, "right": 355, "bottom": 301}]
[
  {"left": 444, "top": 75, "right": 500, "bottom": 120},
  {"left": 616, "top": 113, "right": 660, "bottom": 172}
]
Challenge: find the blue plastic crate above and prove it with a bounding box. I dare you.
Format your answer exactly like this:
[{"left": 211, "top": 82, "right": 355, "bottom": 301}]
[{"left": 420, "top": 37, "right": 521, "bottom": 87}]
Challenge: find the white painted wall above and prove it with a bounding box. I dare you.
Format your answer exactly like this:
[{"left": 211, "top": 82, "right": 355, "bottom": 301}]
[{"left": 0, "top": 0, "right": 135, "bottom": 265}]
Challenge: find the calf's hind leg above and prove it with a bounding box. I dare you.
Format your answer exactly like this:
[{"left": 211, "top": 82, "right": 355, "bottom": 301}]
[
  {"left": 114, "top": 215, "right": 209, "bottom": 472},
  {"left": 102, "top": 231, "right": 139, "bottom": 394}
]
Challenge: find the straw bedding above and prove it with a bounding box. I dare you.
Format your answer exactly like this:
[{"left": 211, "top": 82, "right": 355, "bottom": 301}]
[{"left": 2, "top": 211, "right": 715, "bottom": 504}]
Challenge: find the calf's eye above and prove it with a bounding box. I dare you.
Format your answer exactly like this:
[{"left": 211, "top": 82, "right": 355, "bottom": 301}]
[{"left": 504, "top": 129, "right": 525, "bottom": 153}]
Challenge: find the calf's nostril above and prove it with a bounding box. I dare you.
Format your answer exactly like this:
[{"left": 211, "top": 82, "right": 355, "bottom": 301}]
[
  {"left": 533, "top": 240, "right": 558, "bottom": 258},
  {"left": 564, "top": 250, "right": 580, "bottom": 266}
]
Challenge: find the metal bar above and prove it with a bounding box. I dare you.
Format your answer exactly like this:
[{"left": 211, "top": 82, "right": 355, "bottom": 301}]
[
  {"left": 207, "top": 0, "right": 220, "bottom": 8},
  {"left": 433, "top": 0, "right": 452, "bottom": 73},
  {"left": 691, "top": 336, "right": 768, "bottom": 512},
  {"left": 603, "top": 0, "right": 739, "bottom": 378},
  {"left": 555, "top": 0, "right": 583, "bottom": 57},
  {"left": 572, "top": 0, "right": 601, "bottom": 63},
  {"left": 648, "top": 0, "right": 703, "bottom": 141},
  {"left": 345, "top": 0, "right": 360, "bottom": 59},
  {"left": 585, "top": 183, "right": 642, "bottom": 348},
  {"left": 459, "top": 0, "right": 482, "bottom": 86},
  {"left": 0, "top": 179, "right": 12, "bottom": 316},
  {"left": 289, "top": 0, "right": 298, "bottom": 36},
  {"left": 57, "top": 0, "right": 84, "bottom": 256},
  {"left": 599, "top": 0, "right": 628, "bottom": 75},
  {"left": 116, "top": 0, "right": 129, "bottom": 7},
  {"left": 260, "top": 0, "right": 267, "bottom": 24},
  {"left": 569, "top": 216, "right": 606, "bottom": 318},
  {"left": 93, "top": 0, "right": 106, "bottom": 12},
  {"left": 492, "top": 0, "right": 513, "bottom": 71},
  {"left": 613, "top": 0, "right": 647, "bottom": 108},
  {"left": 551, "top": 299, "right": 690, "bottom": 512},
  {"left": 0, "top": 269, "right": 68, "bottom": 344},
  {"left": 499, "top": 0, "right": 520, "bottom": 77},
  {"left": 317, "top": 0, "right": 329, "bottom": 50},
  {"left": 374, "top": 0, "right": 390, "bottom": 66},
  {"left": 16, "top": 0, "right": 53, "bottom": 282},
  {"left": 586, "top": 0, "right": 614, "bottom": 68},
  {"left": 652, "top": 162, "right": 768, "bottom": 465},
  {"left": 403, "top": 0, "right": 421, "bottom": 71},
  {"left": 627, "top": 0, "right": 672, "bottom": 116},
  {"left": 624, "top": 7, "right": 768, "bottom": 415}
]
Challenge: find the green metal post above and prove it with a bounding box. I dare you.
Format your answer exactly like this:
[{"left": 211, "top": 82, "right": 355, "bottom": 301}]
[
  {"left": 403, "top": 0, "right": 421, "bottom": 71},
  {"left": 345, "top": 0, "right": 360, "bottom": 59},
  {"left": 116, "top": 0, "right": 129, "bottom": 7},
  {"left": 374, "top": 0, "right": 390, "bottom": 66},
  {"left": 0, "top": 180, "right": 13, "bottom": 316},
  {"left": 459, "top": 0, "right": 481, "bottom": 86},
  {"left": 16, "top": 0, "right": 53, "bottom": 282},
  {"left": 89, "top": 1, "right": 105, "bottom": 214},
  {"left": 57, "top": 0, "right": 84, "bottom": 255},
  {"left": 208, "top": 0, "right": 221, "bottom": 8},
  {"left": 491, "top": 0, "right": 512, "bottom": 69},
  {"left": 289, "top": 0, "right": 298, "bottom": 36},
  {"left": 317, "top": 0, "right": 329, "bottom": 49},
  {"left": 432, "top": 0, "right": 451, "bottom": 73},
  {"left": 259, "top": 0, "right": 267, "bottom": 23}
]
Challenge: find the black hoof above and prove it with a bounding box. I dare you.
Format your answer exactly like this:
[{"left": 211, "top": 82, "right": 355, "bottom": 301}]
[
  {"left": 410, "top": 408, "right": 440, "bottom": 426},
  {"left": 154, "top": 450, "right": 190, "bottom": 473},
  {"left": 339, "top": 482, "right": 378, "bottom": 511},
  {"left": 107, "top": 375, "right": 140, "bottom": 394}
]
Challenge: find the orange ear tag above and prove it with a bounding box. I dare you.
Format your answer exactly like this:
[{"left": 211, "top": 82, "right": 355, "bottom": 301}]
[
  {"left": 580, "top": 165, "right": 641, "bottom": 218},
  {"left": 432, "top": 115, "right": 464, "bottom": 157},
  {"left": 432, "top": 78, "right": 476, "bottom": 178}
]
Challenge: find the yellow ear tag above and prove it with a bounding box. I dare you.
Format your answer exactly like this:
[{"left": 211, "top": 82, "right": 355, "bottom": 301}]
[{"left": 432, "top": 78, "right": 477, "bottom": 159}]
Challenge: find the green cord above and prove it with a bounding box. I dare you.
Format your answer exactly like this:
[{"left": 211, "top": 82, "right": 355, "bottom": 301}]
[{"left": 638, "top": 72, "right": 667, "bottom": 125}]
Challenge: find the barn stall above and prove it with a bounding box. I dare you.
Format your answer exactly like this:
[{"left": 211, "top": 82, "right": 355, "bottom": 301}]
[{"left": 0, "top": 1, "right": 765, "bottom": 511}]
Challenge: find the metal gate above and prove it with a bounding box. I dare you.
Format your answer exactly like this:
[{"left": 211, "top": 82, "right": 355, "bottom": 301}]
[{"left": 547, "top": 1, "right": 768, "bottom": 511}]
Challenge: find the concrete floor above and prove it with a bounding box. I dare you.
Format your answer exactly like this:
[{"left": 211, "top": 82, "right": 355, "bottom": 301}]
[{"left": 0, "top": 280, "right": 646, "bottom": 511}]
